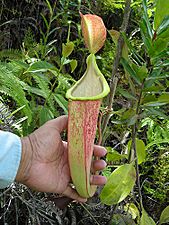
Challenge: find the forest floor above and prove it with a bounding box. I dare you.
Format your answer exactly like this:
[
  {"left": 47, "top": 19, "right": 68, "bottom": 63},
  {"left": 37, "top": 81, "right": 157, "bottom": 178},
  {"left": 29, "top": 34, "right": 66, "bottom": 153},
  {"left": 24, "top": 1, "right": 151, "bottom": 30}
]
[{"left": 0, "top": 183, "right": 168, "bottom": 225}]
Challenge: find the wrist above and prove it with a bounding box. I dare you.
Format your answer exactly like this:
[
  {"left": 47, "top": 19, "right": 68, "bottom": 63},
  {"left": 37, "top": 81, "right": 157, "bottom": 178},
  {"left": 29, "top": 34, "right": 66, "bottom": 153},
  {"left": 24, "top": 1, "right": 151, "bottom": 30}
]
[{"left": 15, "top": 136, "right": 33, "bottom": 184}]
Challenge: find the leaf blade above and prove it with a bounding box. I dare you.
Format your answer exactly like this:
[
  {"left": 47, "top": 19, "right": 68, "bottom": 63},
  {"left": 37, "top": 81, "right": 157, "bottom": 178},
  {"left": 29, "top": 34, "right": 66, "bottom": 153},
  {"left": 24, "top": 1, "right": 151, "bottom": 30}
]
[
  {"left": 140, "top": 209, "right": 156, "bottom": 225},
  {"left": 159, "top": 206, "right": 169, "bottom": 224},
  {"left": 100, "top": 163, "right": 136, "bottom": 205}
]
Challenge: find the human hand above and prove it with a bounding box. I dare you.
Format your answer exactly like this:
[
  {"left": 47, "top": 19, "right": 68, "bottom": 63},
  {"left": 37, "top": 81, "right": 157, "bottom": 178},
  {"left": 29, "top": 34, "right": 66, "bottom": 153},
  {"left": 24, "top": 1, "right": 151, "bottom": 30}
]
[{"left": 16, "top": 116, "right": 107, "bottom": 202}]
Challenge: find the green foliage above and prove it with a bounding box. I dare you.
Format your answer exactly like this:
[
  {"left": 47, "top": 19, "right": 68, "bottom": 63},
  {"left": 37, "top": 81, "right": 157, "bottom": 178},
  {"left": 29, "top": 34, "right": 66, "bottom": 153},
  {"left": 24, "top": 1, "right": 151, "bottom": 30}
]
[
  {"left": 0, "top": 62, "right": 32, "bottom": 124},
  {"left": 100, "top": 163, "right": 136, "bottom": 205},
  {"left": 154, "top": 0, "right": 169, "bottom": 30},
  {"left": 100, "top": 0, "right": 169, "bottom": 223},
  {"left": 0, "top": 56, "right": 75, "bottom": 133},
  {"left": 101, "top": 0, "right": 126, "bottom": 11},
  {"left": 151, "top": 151, "right": 169, "bottom": 202},
  {"left": 0, "top": 0, "right": 169, "bottom": 223},
  {"left": 124, "top": 203, "right": 140, "bottom": 221},
  {"left": 128, "top": 139, "right": 146, "bottom": 164},
  {"left": 159, "top": 205, "right": 169, "bottom": 224},
  {"left": 141, "top": 118, "right": 169, "bottom": 202},
  {"left": 0, "top": 49, "right": 22, "bottom": 61},
  {"left": 111, "top": 213, "right": 136, "bottom": 225},
  {"left": 106, "top": 147, "right": 128, "bottom": 162},
  {"left": 97, "top": 0, "right": 154, "bottom": 13},
  {"left": 140, "top": 209, "right": 156, "bottom": 225},
  {"left": 98, "top": 40, "right": 115, "bottom": 79}
]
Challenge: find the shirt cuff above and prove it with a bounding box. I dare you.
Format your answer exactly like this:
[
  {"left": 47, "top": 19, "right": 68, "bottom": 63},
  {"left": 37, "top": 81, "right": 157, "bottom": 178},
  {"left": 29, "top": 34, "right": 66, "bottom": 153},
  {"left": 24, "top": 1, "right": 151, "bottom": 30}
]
[{"left": 0, "top": 131, "right": 22, "bottom": 188}]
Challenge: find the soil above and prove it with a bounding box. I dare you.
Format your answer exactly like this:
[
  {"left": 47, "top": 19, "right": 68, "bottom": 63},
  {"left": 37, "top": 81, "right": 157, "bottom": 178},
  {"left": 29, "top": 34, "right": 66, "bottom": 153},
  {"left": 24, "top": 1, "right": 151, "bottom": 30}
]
[{"left": 1, "top": 184, "right": 168, "bottom": 225}]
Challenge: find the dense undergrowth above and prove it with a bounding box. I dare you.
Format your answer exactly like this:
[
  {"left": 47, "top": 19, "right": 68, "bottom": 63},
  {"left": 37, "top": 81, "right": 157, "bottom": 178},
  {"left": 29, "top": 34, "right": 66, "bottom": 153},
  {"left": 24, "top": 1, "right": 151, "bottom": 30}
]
[{"left": 0, "top": 0, "right": 169, "bottom": 224}]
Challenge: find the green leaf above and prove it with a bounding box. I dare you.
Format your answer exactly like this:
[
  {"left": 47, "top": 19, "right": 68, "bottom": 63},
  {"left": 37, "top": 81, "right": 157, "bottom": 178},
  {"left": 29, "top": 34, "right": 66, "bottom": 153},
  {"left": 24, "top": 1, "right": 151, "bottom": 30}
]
[
  {"left": 142, "top": 94, "right": 157, "bottom": 104},
  {"left": 136, "top": 139, "right": 146, "bottom": 164},
  {"left": 109, "top": 29, "right": 128, "bottom": 59},
  {"left": 162, "top": 59, "right": 169, "bottom": 67},
  {"left": 140, "top": 19, "right": 152, "bottom": 51},
  {"left": 159, "top": 205, "right": 169, "bottom": 224},
  {"left": 142, "top": 0, "right": 153, "bottom": 38},
  {"left": 144, "top": 68, "right": 162, "bottom": 87},
  {"left": 128, "top": 139, "right": 146, "bottom": 164},
  {"left": 149, "top": 38, "right": 169, "bottom": 57},
  {"left": 146, "top": 139, "right": 169, "bottom": 150},
  {"left": 100, "top": 163, "right": 136, "bottom": 205},
  {"left": 140, "top": 209, "right": 156, "bottom": 225},
  {"left": 154, "top": 0, "right": 169, "bottom": 30},
  {"left": 62, "top": 42, "right": 74, "bottom": 58},
  {"left": 111, "top": 214, "right": 136, "bottom": 225},
  {"left": 127, "top": 115, "right": 138, "bottom": 126},
  {"left": 121, "top": 109, "right": 136, "bottom": 121},
  {"left": 41, "top": 13, "right": 49, "bottom": 29},
  {"left": 45, "top": 0, "right": 53, "bottom": 15},
  {"left": 124, "top": 203, "right": 140, "bottom": 220},
  {"left": 0, "top": 65, "right": 32, "bottom": 124},
  {"left": 106, "top": 148, "right": 128, "bottom": 162},
  {"left": 70, "top": 59, "right": 77, "bottom": 73},
  {"left": 119, "top": 109, "right": 138, "bottom": 126},
  {"left": 157, "top": 16, "right": 169, "bottom": 37},
  {"left": 117, "top": 87, "right": 137, "bottom": 100},
  {"left": 158, "top": 93, "right": 169, "bottom": 103},
  {"left": 39, "top": 106, "right": 54, "bottom": 126},
  {"left": 111, "top": 214, "right": 126, "bottom": 225},
  {"left": 24, "top": 86, "right": 46, "bottom": 98},
  {"left": 131, "top": 64, "right": 148, "bottom": 82},
  {"left": 61, "top": 57, "right": 72, "bottom": 66},
  {"left": 121, "top": 58, "right": 142, "bottom": 85},
  {"left": 144, "top": 102, "right": 166, "bottom": 107},
  {"left": 145, "top": 107, "right": 169, "bottom": 120},
  {"left": 57, "top": 74, "right": 74, "bottom": 90},
  {"left": 25, "top": 61, "right": 54, "bottom": 73},
  {"left": 53, "top": 94, "right": 68, "bottom": 114},
  {"left": 122, "top": 33, "right": 144, "bottom": 64},
  {"left": 143, "top": 92, "right": 169, "bottom": 107},
  {"left": 137, "top": 65, "right": 148, "bottom": 81}
]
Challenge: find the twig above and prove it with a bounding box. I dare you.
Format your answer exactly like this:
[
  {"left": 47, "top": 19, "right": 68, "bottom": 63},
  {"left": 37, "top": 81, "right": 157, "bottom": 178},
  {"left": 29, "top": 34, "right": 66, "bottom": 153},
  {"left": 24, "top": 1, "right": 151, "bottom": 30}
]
[
  {"left": 0, "top": 186, "right": 12, "bottom": 197},
  {"left": 101, "top": 0, "right": 132, "bottom": 144},
  {"left": 97, "top": 111, "right": 104, "bottom": 146},
  {"left": 68, "top": 207, "right": 77, "bottom": 225},
  {"left": 131, "top": 125, "right": 143, "bottom": 210},
  {"left": 102, "top": 76, "right": 118, "bottom": 142},
  {"left": 80, "top": 203, "right": 101, "bottom": 225},
  {"left": 130, "top": 80, "right": 145, "bottom": 210},
  {"left": 95, "top": 111, "right": 105, "bottom": 175}
]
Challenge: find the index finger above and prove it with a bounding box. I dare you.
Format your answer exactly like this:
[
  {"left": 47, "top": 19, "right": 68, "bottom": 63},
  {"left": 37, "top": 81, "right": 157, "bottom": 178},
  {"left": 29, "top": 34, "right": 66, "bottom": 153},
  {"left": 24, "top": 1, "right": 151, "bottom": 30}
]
[
  {"left": 47, "top": 115, "right": 68, "bottom": 133},
  {"left": 93, "top": 145, "right": 107, "bottom": 157}
]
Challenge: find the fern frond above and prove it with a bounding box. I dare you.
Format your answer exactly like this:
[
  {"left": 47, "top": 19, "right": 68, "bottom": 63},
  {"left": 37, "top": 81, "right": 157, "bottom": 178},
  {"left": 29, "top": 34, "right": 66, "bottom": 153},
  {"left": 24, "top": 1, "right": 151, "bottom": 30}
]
[
  {"left": 0, "top": 65, "right": 32, "bottom": 124},
  {"left": 32, "top": 74, "right": 56, "bottom": 114},
  {"left": 33, "top": 74, "right": 50, "bottom": 98},
  {"left": 0, "top": 49, "right": 22, "bottom": 61},
  {"left": 57, "top": 73, "right": 75, "bottom": 91}
]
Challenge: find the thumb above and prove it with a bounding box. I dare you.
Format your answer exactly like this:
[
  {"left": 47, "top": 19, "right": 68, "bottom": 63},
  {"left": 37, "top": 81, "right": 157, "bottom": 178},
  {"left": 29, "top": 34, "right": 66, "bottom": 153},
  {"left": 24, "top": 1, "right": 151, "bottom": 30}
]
[
  {"left": 62, "top": 186, "right": 87, "bottom": 203},
  {"left": 48, "top": 115, "right": 68, "bottom": 133}
]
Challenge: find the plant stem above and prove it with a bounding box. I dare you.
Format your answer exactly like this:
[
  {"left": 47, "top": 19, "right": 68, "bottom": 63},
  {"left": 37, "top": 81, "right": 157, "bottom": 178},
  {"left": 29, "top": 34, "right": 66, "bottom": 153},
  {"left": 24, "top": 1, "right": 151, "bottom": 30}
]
[
  {"left": 101, "top": 76, "right": 118, "bottom": 141},
  {"left": 131, "top": 80, "right": 145, "bottom": 210},
  {"left": 101, "top": 0, "right": 131, "bottom": 144},
  {"left": 131, "top": 124, "right": 143, "bottom": 210},
  {"left": 98, "top": 111, "right": 104, "bottom": 146},
  {"left": 42, "top": 1, "right": 56, "bottom": 58}
]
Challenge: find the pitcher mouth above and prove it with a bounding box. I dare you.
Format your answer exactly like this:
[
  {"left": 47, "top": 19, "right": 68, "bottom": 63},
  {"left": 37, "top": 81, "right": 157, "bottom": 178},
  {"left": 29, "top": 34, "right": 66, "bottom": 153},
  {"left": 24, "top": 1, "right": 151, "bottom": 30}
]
[{"left": 66, "top": 54, "right": 110, "bottom": 101}]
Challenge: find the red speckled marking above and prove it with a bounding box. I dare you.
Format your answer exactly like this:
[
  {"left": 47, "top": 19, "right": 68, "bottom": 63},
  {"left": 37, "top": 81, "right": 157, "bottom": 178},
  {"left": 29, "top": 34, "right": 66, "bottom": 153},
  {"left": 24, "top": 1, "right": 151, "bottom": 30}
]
[
  {"left": 80, "top": 13, "right": 107, "bottom": 54},
  {"left": 68, "top": 100, "right": 101, "bottom": 197}
]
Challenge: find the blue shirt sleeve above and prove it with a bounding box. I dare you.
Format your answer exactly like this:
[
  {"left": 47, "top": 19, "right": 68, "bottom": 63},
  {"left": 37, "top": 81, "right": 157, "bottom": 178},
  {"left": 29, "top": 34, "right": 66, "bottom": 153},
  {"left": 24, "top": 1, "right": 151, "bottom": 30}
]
[{"left": 0, "top": 131, "right": 21, "bottom": 188}]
